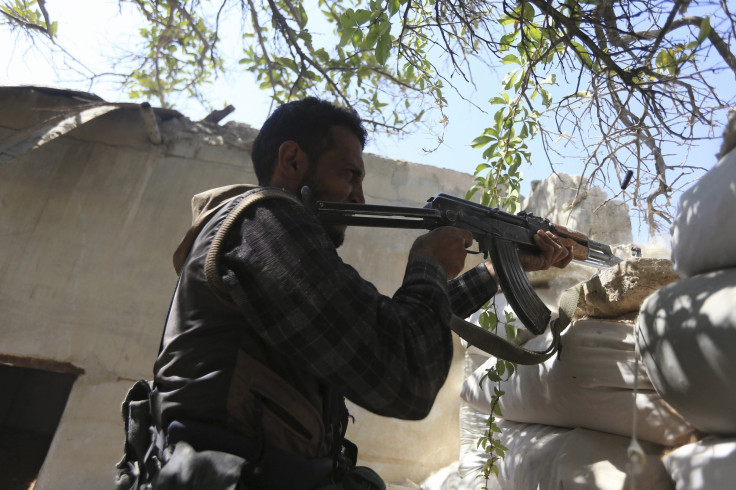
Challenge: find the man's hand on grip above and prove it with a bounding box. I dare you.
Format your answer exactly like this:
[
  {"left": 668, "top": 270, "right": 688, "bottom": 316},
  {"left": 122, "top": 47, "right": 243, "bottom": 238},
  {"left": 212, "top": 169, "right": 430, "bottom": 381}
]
[{"left": 410, "top": 226, "right": 473, "bottom": 279}]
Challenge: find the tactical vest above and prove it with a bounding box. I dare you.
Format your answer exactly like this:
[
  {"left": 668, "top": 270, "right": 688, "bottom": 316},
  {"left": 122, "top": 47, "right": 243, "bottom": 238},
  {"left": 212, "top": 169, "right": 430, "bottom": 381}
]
[{"left": 153, "top": 187, "right": 349, "bottom": 461}]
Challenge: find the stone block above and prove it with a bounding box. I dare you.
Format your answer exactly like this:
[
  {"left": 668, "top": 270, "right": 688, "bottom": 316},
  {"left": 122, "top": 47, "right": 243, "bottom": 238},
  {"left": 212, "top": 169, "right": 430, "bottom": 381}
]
[{"left": 575, "top": 258, "right": 679, "bottom": 318}]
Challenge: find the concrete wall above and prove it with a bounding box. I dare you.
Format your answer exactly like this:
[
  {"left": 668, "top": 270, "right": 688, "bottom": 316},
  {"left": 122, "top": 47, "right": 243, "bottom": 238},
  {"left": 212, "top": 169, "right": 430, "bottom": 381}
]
[{"left": 0, "top": 87, "right": 478, "bottom": 487}]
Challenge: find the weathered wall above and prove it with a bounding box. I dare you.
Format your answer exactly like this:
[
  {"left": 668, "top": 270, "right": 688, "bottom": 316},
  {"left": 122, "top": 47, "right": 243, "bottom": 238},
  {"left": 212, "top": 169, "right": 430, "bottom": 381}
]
[{"left": 0, "top": 87, "right": 478, "bottom": 487}]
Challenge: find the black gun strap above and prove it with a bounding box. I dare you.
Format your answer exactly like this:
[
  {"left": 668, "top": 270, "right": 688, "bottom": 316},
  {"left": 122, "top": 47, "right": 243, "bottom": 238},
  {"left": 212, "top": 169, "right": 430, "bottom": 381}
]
[
  {"left": 450, "top": 315, "right": 560, "bottom": 365},
  {"left": 450, "top": 283, "right": 583, "bottom": 365}
]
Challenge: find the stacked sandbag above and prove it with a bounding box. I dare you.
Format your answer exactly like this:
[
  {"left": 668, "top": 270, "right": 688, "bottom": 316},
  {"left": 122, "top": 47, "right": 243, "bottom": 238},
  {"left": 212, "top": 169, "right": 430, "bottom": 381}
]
[
  {"left": 419, "top": 295, "right": 519, "bottom": 490},
  {"left": 461, "top": 258, "right": 694, "bottom": 489},
  {"left": 662, "top": 437, "right": 736, "bottom": 489},
  {"left": 637, "top": 141, "right": 736, "bottom": 486},
  {"left": 494, "top": 422, "right": 674, "bottom": 490},
  {"left": 423, "top": 173, "right": 674, "bottom": 490}
]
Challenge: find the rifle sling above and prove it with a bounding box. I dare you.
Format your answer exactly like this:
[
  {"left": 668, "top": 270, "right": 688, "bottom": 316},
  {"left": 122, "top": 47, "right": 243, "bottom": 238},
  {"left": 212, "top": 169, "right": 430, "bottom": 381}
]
[{"left": 450, "top": 283, "right": 583, "bottom": 365}]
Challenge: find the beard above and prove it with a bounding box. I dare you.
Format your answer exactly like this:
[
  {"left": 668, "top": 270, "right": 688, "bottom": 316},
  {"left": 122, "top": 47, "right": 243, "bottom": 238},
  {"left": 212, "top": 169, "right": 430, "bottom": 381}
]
[
  {"left": 299, "top": 175, "right": 346, "bottom": 249},
  {"left": 323, "top": 224, "right": 346, "bottom": 249}
]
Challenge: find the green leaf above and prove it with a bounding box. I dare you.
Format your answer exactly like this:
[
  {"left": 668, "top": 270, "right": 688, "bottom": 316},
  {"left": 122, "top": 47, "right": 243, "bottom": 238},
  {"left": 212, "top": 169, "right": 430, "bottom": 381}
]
[
  {"left": 697, "top": 17, "right": 711, "bottom": 44},
  {"left": 472, "top": 135, "right": 494, "bottom": 148},
  {"left": 365, "top": 24, "right": 379, "bottom": 48},
  {"left": 314, "top": 48, "right": 330, "bottom": 62},
  {"left": 339, "top": 27, "right": 356, "bottom": 47},
  {"left": 570, "top": 41, "right": 592, "bottom": 69},
  {"left": 387, "top": 0, "right": 401, "bottom": 16},
  {"left": 482, "top": 143, "right": 499, "bottom": 160},
  {"left": 353, "top": 9, "right": 371, "bottom": 25},
  {"left": 351, "top": 28, "right": 364, "bottom": 48},
  {"left": 296, "top": 3, "right": 308, "bottom": 28},
  {"left": 526, "top": 25, "right": 542, "bottom": 42},
  {"left": 498, "top": 13, "right": 518, "bottom": 26},
  {"left": 540, "top": 74, "right": 556, "bottom": 85},
  {"left": 474, "top": 163, "right": 492, "bottom": 173},
  {"left": 500, "top": 31, "right": 518, "bottom": 49},
  {"left": 501, "top": 54, "right": 520, "bottom": 65},
  {"left": 656, "top": 48, "right": 677, "bottom": 75},
  {"left": 522, "top": 3, "right": 535, "bottom": 21},
  {"left": 342, "top": 8, "right": 356, "bottom": 23},
  {"left": 376, "top": 33, "right": 392, "bottom": 64},
  {"left": 378, "top": 17, "right": 392, "bottom": 36},
  {"left": 502, "top": 68, "right": 518, "bottom": 90},
  {"left": 540, "top": 88, "right": 552, "bottom": 108}
]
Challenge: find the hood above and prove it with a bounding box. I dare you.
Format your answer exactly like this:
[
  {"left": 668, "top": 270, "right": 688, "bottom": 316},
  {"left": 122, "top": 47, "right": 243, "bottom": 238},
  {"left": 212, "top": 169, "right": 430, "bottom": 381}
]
[{"left": 173, "top": 184, "right": 258, "bottom": 274}]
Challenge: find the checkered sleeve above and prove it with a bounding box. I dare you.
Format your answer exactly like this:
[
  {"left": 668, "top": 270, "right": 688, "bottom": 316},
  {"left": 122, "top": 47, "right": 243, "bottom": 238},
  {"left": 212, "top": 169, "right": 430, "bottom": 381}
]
[
  {"left": 219, "top": 198, "right": 454, "bottom": 420},
  {"left": 447, "top": 263, "right": 498, "bottom": 319}
]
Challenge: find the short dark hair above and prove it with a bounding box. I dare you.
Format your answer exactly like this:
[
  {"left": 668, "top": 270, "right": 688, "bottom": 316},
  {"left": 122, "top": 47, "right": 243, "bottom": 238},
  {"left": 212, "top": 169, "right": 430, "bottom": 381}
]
[{"left": 251, "top": 97, "right": 368, "bottom": 185}]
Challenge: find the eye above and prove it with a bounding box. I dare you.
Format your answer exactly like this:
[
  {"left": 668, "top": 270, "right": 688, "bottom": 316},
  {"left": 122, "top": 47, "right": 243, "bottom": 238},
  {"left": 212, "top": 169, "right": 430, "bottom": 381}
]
[
  {"left": 344, "top": 167, "right": 362, "bottom": 180},
  {"left": 352, "top": 167, "right": 365, "bottom": 179}
]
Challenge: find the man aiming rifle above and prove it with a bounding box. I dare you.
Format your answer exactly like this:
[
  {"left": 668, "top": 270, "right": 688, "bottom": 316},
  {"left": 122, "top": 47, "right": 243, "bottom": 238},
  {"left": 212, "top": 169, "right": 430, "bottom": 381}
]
[{"left": 117, "top": 97, "right": 573, "bottom": 489}]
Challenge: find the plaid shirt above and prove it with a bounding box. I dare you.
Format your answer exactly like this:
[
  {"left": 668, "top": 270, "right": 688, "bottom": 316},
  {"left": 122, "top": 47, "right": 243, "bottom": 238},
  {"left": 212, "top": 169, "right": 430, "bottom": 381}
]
[{"left": 219, "top": 196, "right": 497, "bottom": 419}]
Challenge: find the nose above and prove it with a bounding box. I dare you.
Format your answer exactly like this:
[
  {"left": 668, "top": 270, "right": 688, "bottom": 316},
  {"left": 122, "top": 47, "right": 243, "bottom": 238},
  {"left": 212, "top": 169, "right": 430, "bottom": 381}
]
[{"left": 350, "top": 182, "right": 365, "bottom": 204}]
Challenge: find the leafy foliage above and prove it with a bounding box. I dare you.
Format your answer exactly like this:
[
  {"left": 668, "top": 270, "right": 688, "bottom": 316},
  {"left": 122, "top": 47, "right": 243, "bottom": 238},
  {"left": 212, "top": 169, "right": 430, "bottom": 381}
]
[
  {"left": 475, "top": 300, "right": 518, "bottom": 482},
  {"left": 123, "top": 0, "right": 223, "bottom": 107},
  {"left": 4, "top": 1, "right": 735, "bottom": 232},
  {"left": 1, "top": 0, "right": 56, "bottom": 39}
]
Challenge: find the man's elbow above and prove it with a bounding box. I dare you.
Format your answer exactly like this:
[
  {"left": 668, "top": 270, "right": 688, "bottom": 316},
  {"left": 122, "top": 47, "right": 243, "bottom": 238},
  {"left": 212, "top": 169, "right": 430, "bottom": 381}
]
[
  {"left": 403, "top": 403, "right": 434, "bottom": 421},
  {"left": 379, "top": 388, "right": 440, "bottom": 420}
]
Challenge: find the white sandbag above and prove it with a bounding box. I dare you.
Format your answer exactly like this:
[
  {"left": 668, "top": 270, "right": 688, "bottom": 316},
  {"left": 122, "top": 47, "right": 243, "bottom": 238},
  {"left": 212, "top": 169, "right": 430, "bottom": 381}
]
[
  {"left": 421, "top": 354, "right": 502, "bottom": 490},
  {"left": 671, "top": 148, "right": 736, "bottom": 277},
  {"left": 461, "top": 320, "right": 695, "bottom": 446},
  {"left": 496, "top": 420, "right": 673, "bottom": 490},
  {"left": 638, "top": 267, "right": 736, "bottom": 435},
  {"left": 420, "top": 460, "right": 502, "bottom": 490},
  {"left": 662, "top": 437, "right": 736, "bottom": 490}
]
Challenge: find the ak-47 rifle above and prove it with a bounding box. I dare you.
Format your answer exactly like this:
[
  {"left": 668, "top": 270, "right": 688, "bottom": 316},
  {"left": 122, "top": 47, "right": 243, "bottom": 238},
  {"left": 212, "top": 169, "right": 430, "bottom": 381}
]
[{"left": 302, "top": 188, "right": 622, "bottom": 363}]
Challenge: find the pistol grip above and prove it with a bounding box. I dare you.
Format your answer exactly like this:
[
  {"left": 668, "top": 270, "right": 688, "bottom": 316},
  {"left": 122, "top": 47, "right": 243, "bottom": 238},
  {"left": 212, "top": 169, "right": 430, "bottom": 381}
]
[{"left": 486, "top": 236, "right": 551, "bottom": 335}]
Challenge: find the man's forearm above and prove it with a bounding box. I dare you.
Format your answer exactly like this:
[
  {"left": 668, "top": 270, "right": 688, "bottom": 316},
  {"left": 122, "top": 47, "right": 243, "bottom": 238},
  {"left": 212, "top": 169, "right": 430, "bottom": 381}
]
[{"left": 448, "top": 262, "right": 499, "bottom": 319}]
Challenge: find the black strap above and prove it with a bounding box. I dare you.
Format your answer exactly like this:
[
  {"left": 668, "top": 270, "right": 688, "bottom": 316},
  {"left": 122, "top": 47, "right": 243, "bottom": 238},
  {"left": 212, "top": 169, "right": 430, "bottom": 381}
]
[
  {"left": 450, "top": 283, "right": 583, "bottom": 364},
  {"left": 450, "top": 315, "right": 562, "bottom": 365}
]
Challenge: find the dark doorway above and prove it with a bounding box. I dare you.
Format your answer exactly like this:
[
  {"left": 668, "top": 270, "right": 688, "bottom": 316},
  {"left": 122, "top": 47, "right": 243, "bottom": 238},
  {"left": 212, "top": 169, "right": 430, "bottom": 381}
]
[{"left": 0, "top": 364, "right": 77, "bottom": 490}]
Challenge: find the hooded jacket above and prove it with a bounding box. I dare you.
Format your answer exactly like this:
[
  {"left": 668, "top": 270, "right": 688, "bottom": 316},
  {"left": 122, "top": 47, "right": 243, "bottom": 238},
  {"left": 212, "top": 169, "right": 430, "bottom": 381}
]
[{"left": 153, "top": 184, "right": 495, "bottom": 462}]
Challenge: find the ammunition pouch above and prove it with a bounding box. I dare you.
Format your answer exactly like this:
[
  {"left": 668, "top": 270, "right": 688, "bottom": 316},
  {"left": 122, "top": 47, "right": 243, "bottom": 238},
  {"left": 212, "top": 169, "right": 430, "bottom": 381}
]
[
  {"left": 115, "top": 379, "right": 163, "bottom": 490},
  {"left": 115, "top": 380, "right": 384, "bottom": 489}
]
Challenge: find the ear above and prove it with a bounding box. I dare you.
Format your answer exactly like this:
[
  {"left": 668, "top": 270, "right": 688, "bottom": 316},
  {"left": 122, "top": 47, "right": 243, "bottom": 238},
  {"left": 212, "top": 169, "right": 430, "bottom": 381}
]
[{"left": 270, "top": 140, "right": 310, "bottom": 192}]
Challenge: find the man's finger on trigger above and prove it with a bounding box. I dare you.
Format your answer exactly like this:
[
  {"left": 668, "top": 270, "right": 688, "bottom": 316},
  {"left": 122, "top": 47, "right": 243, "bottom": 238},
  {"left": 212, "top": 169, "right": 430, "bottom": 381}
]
[
  {"left": 532, "top": 229, "right": 548, "bottom": 248},
  {"left": 458, "top": 228, "right": 473, "bottom": 247}
]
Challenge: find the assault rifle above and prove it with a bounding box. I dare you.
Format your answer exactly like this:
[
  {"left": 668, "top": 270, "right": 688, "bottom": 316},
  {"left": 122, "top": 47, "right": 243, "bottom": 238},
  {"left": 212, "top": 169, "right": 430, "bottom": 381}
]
[{"left": 302, "top": 187, "right": 622, "bottom": 362}]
